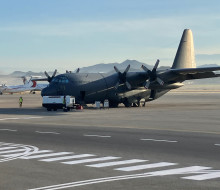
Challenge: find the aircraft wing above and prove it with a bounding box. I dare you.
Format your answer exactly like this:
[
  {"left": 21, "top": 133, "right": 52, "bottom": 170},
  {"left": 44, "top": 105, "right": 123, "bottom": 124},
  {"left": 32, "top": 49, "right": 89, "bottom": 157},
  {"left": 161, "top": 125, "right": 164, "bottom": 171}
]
[
  {"left": 31, "top": 78, "right": 48, "bottom": 82},
  {"left": 170, "top": 67, "right": 220, "bottom": 80}
]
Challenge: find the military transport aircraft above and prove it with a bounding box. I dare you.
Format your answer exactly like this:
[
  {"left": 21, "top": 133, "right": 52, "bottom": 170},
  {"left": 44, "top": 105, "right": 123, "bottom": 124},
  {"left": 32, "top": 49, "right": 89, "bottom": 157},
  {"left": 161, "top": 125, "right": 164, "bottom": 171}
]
[{"left": 41, "top": 29, "right": 220, "bottom": 107}]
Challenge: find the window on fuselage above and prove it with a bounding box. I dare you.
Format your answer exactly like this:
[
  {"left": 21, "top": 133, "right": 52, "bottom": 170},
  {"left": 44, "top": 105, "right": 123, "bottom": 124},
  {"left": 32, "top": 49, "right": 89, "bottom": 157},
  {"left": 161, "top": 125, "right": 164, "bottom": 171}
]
[{"left": 51, "top": 76, "right": 69, "bottom": 84}]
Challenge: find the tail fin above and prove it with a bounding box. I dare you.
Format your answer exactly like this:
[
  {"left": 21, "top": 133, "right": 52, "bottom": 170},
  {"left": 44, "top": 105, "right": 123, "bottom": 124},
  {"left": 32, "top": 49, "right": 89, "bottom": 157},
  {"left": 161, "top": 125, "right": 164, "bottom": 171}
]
[
  {"left": 171, "top": 29, "right": 196, "bottom": 69},
  {"left": 21, "top": 76, "right": 28, "bottom": 85}
]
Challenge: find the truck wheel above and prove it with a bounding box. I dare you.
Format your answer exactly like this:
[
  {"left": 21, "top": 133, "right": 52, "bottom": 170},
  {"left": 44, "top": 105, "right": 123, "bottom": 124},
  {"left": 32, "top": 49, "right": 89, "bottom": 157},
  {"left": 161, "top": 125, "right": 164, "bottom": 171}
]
[{"left": 53, "top": 108, "right": 57, "bottom": 111}]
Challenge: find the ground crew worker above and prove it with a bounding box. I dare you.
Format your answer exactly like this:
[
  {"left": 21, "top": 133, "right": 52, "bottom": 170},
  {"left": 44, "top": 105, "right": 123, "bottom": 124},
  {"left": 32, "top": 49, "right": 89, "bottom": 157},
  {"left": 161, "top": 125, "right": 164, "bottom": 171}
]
[
  {"left": 63, "top": 96, "right": 66, "bottom": 108},
  {"left": 19, "top": 96, "right": 23, "bottom": 108}
]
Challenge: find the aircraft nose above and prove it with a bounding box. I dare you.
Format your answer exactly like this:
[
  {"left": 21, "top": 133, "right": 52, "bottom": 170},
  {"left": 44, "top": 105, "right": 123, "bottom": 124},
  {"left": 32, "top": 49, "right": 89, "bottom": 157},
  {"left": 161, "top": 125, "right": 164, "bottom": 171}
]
[{"left": 41, "top": 86, "right": 56, "bottom": 96}]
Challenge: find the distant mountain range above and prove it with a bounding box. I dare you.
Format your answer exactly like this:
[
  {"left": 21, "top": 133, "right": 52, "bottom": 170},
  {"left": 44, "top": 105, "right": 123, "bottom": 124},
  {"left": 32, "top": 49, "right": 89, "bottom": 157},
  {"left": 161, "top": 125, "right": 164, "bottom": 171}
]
[{"left": 1, "top": 59, "right": 220, "bottom": 78}]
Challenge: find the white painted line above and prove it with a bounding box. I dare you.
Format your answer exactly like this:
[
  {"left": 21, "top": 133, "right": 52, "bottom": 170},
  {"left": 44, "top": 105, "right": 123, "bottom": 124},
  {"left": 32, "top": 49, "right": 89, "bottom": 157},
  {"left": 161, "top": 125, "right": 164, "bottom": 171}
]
[
  {"left": 140, "top": 138, "right": 178, "bottom": 143},
  {"left": 23, "top": 117, "right": 43, "bottom": 120},
  {"left": 0, "top": 146, "right": 17, "bottom": 151},
  {"left": 182, "top": 172, "right": 220, "bottom": 181},
  {"left": 2, "top": 150, "right": 53, "bottom": 158},
  {"left": 0, "top": 117, "right": 43, "bottom": 121},
  {"left": 0, "top": 149, "right": 26, "bottom": 155},
  {"left": 214, "top": 144, "right": 220, "bottom": 146},
  {"left": 87, "top": 159, "right": 147, "bottom": 168},
  {"left": 148, "top": 166, "right": 211, "bottom": 176},
  {"left": 62, "top": 156, "right": 120, "bottom": 165},
  {"left": 40, "top": 154, "right": 95, "bottom": 162},
  {"left": 36, "top": 131, "right": 60, "bottom": 135},
  {"left": 0, "top": 129, "right": 17, "bottom": 132},
  {"left": 115, "top": 162, "right": 177, "bottom": 171},
  {"left": 0, "top": 118, "right": 19, "bottom": 121},
  {"left": 21, "top": 152, "right": 72, "bottom": 159},
  {"left": 84, "top": 134, "right": 111, "bottom": 138},
  {"left": 27, "top": 166, "right": 211, "bottom": 190}
]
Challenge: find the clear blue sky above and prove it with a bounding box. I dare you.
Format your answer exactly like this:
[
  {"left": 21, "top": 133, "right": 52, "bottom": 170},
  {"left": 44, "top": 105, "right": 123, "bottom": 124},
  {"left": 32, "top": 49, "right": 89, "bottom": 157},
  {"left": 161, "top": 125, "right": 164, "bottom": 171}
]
[{"left": 0, "top": 0, "right": 220, "bottom": 73}]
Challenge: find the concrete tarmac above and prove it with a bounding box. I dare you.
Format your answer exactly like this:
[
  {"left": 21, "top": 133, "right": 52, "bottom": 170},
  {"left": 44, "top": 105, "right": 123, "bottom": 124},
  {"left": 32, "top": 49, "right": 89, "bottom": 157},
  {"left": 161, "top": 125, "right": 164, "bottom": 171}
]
[{"left": 0, "top": 89, "right": 220, "bottom": 190}]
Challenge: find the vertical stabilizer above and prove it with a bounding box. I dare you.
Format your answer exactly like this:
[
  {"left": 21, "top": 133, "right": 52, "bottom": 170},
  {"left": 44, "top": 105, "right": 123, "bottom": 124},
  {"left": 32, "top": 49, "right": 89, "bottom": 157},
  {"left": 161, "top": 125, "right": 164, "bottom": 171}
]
[
  {"left": 171, "top": 29, "right": 196, "bottom": 69},
  {"left": 21, "top": 76, "right": 28, "bottom": 85}
]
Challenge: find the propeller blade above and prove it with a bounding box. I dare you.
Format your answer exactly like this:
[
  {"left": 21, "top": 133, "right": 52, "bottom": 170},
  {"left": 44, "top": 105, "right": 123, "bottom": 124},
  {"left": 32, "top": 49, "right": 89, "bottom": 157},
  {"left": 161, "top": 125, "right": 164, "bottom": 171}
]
[
  {"left": 145, "top": 80, "right": 151, "bottom": 89},
  {"left": 44, "top": 71, "right": 50, "bottom": 78},
  {"left": 115, "top": 81, "right": 120, "bottom": 89},
  {"left": 76, "top": 68, "right": 80, "bottom": 73},
  {"left": 114, "top": 66, "right": 120, "bottom": 73},
  {"left": 124, "top": 65, "right": 130, "bottom": 74},
  {"left": 125, "top": 81, "right": 132, "bottom": 90},
  {"left": 52, "top": 69, "right": 57, "bottom": 78},
  {"left": 156, "top": 77, "right": 164, "bottom": 86},
  {"left": 141, "top": 65, "right": 150, "bottom": 72},
  {"left": 152, "top": 59, "right": 160, "bottom": 73}
]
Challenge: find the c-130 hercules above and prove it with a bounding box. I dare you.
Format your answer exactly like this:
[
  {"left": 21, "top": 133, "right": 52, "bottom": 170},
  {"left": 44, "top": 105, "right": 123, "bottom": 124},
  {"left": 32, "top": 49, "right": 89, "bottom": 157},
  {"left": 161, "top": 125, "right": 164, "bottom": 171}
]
[{"left": 41, "top": 29, "right": 220, "bottom": 107}]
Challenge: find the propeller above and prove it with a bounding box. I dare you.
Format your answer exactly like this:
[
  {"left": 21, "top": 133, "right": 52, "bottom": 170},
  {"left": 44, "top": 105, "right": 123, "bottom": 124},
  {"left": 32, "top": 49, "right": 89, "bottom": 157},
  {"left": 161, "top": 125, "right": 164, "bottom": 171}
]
[
  {"left": 76, "top": 68, "right": 80, "bottom": 73},
  {"left": 114, "top": 65, "right": 132, "bottom": 90},
  {"left": 141, "top": 59, "right": 164, "bottom": 89},
  {"left": 44, "top": 69, "right": 57, "bottom": 83}
]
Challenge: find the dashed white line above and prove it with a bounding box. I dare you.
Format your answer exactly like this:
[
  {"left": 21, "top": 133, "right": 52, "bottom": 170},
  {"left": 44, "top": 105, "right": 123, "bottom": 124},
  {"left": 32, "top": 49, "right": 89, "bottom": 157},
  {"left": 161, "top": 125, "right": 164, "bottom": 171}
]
[
  {"left": 40, "top": 154, "right": 95, "bottom": 162},
  {"left": 140, "top": 138, "right": 178, "bottom": 143},
  {"left": 214, "top": 144, "right": 220, "bottom": 146},
  {"left": 87, "top": 159, "right": 147, "bottom": 168},
  {"left": 21, "top": 152, "right": 72, "bottom": 159},
  {"left": 84, "top": 134, "right": 111, "bottom": 138},
  {"left": 0, "top": 118, "right": 19, "bottom": 121},
  {"left": 0, "top": 117, "right": 43, "bottom": 121},
  {"left": 0, "top": 129, "right": 17, "bottom": 132},
  {"left": 62, "top": 156, "right": 120, "bottom": 165},
  {"left": 36, "top": 131, "right": 60, "bottom": 135},
  {"left": 115, "top": 162, "right": 177, "bottom": 171}
]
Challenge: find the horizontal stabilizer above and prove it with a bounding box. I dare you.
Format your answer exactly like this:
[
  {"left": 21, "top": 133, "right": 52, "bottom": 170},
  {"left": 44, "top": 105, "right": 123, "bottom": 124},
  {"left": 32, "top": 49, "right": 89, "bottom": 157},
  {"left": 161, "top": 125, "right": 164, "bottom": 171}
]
[{"left": 170, "top": 67, "right": 220, "bottom": 75}]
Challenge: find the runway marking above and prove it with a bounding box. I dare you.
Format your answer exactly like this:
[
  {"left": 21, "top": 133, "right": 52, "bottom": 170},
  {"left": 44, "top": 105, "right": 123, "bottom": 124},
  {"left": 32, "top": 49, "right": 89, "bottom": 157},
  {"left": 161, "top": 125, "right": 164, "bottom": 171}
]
[
  {"left": 21, "top": 152, "right": 72, "bottom": 159},
  {"left": 27, "top": 166, "right": 214, "bottom": 190},
  {"left": 214, "top": 144, "right": 220, "bottom": 146},
  {"left": 0, "top": 142, "right": 39, "bottom": 162},
  {"left": 40, "top": 154, "right": 95, "bottom": 162},
  {"left": 23, "top": 117, "right": 43, "bottom": 120},
  {"left": 62, "top": 156, "right": 120, "bottom": 165},
  {"left": 0, "top": 129, "right": 17, "bottom": 132},
  {"left": 0, "top": 118, "right": 19, "bottom": 121},
  {"left": 36, "top": 131, "right": 60, "bottom": 135},
  {"left": 87, "top": 159, "right": 147, "bottom": 168},
  {"left": 84, "top": 134, "right": 111, "bottom": 138},
  {"left": 0, "top": 146, "right": 17, "bottom": 151},
  {"left": 0, "top": 149, "right": 26, "bottom": 155},
  {"left": 1, "top": 150, "right": 53, "bottom": 158},
  {"left": 115, "top": 162, "right": 177, "bottom": 171},
  {"left": 0, "top": 117, "right": 43, "bottom": 121},
  {"left": 140, "top": 138, "right": 177, "bottom": 143},
  {"left": 183, "top": 171, "right": 220, "bottom": 181}
]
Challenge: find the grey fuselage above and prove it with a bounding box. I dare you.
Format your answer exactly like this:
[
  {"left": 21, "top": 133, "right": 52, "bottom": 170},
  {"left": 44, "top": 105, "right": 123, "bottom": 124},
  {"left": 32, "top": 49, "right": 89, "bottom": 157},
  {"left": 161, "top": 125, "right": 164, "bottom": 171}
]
[{"left": 41, "top": 72, "right": 168, "bottom": 106}]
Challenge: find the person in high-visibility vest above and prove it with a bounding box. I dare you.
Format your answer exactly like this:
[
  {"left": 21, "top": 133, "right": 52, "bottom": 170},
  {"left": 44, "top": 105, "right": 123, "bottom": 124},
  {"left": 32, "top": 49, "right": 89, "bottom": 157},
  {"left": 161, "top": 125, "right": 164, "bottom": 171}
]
[
  {"left": 19, "top": 97, "right": 23, "bottom": 108},
  {"left": 63, "top": 96, "right": 66, "bottom": 108}
]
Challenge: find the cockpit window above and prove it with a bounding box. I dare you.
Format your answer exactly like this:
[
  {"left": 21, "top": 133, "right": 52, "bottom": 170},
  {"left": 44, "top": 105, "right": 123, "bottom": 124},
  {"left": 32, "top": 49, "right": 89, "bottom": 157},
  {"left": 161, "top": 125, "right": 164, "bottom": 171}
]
[{"left": 51, "top": 76, "right": 69, "bottom": 84}]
